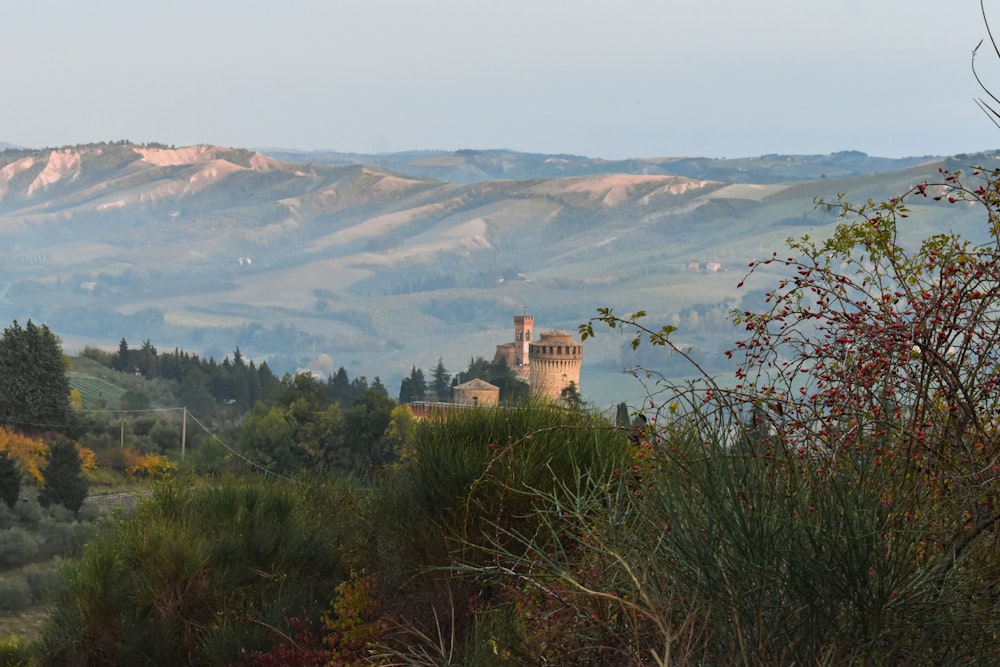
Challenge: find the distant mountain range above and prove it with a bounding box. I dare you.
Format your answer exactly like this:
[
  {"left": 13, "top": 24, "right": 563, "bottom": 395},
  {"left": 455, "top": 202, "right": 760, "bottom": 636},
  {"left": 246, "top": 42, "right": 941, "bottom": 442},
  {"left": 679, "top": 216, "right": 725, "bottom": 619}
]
[
  {"left": 257, "top": 147, "right": 937, "bottom": 184},
  {"left": 0, "top": 141, "right": 990, "bottom": 407}
]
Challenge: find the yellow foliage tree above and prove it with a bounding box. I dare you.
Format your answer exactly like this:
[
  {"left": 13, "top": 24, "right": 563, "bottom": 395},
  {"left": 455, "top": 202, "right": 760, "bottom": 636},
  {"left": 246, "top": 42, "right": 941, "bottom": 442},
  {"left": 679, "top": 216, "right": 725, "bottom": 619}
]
[
  {"left": 382, "top": 404, "right": 418, "bottom": 466},
  {"left": 121, "top": 449, "right": 176, "bottom": 478},
  {"left": 0, "top": 427, "right": 48, "bottom": 483},
  {"left": 0, "top": 427, "right": 96, "bottom": 483},
  {"left": 76, "top": 444, "right": 97, "bottom": 471}
]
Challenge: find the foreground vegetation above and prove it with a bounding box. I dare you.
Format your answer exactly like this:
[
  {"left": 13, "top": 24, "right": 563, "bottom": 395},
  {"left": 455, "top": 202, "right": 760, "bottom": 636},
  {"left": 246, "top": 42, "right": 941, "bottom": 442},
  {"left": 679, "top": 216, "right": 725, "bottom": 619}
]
[
  {"left": 32, "top": 402, "right": 628, "bottom": 666},
  {"left": 1, "top": 162, "right": 1000, "bottom": 663}
]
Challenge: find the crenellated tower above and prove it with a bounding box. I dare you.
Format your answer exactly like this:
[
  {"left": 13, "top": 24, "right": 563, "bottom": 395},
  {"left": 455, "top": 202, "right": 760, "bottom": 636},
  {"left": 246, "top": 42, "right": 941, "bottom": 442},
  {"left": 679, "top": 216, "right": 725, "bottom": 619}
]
[{"left": 528, "top": 330, "right": 582, "bottom": 401}]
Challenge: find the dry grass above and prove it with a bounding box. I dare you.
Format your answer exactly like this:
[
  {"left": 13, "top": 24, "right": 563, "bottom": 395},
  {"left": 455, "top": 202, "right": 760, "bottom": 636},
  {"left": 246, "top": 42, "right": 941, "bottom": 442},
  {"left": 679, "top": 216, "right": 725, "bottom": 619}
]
[{"left": 0, "top": 606, "right": 49, "bottom": 643}]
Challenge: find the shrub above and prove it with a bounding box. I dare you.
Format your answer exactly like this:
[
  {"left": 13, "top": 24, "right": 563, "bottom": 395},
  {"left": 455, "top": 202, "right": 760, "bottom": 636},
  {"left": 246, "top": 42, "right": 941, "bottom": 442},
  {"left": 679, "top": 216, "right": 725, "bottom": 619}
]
[
  {"left": 0, "top": 528, "right": 39, "bottom": 570},
  {"left": 23, "top": 563, "right": 61, "bottom": 604},
  {"left": 0, "top": 578, "right": 31, "bottom": 613},
  {"left": 0, "top": 635, "right": 29, "bottom": 666},
  {"left": 36, "top": 475, "right": 361, "bottom": 666},
  {"left": 11, "top": 501, "right": 41, "bottom": 528},
  {"left": 119, "top": 449, "right": 176, "bottom": 478},
  {"left": 36, "top": 519, "right": 94, "bottom": 560}
]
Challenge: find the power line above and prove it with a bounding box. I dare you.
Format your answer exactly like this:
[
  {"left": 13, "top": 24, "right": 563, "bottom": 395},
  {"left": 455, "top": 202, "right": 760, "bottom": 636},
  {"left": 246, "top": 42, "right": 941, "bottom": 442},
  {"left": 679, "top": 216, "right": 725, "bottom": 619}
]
[
  {"left": 5, "top": 406, "right": 289, "bottom": 482},
  {"left": 72, "top": 407, "right": 185, "bottom": 415},
  {"left": 184, "top": 410, "right": 290, "bottom": 481}
]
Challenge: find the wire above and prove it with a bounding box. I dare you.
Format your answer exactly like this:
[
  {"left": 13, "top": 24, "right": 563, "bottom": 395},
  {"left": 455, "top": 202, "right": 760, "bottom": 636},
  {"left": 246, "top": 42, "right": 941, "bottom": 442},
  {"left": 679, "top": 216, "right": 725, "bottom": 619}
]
[
  {"left": 184, "top": 410, "right": 290, "bottom": 481},
  {"left": 4, "top": 406, "right": 290, "bottom": 482},
  {"left": 73, "top": 407, "right": 185, "bottom": 415}
]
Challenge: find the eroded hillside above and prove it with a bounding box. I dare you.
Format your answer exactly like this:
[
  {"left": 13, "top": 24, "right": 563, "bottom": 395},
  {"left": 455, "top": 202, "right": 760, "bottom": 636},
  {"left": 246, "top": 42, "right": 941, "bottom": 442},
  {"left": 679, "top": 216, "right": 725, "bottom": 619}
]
[{"left": 0, "top": 142, "right": 983, "bottom": 406}]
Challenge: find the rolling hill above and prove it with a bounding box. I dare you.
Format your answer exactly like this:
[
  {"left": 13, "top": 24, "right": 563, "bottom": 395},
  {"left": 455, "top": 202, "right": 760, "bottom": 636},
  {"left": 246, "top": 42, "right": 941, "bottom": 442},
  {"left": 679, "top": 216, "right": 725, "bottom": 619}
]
[{"left": 0, "top": 141, "right": 991, "bottom": 407}]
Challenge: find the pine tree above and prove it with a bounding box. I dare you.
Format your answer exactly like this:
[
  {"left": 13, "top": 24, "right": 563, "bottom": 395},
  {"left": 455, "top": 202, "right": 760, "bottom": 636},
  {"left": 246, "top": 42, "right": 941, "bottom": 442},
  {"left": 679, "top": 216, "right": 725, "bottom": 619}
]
[
  {"left": 430, "top": 358, "right": 450, "bottom": 402},
  {"left": 0, "top": 450, "right": 20, "bottom": 509},
  {"left": 39, "top": 440, "right": 88, "bottom": 513}
]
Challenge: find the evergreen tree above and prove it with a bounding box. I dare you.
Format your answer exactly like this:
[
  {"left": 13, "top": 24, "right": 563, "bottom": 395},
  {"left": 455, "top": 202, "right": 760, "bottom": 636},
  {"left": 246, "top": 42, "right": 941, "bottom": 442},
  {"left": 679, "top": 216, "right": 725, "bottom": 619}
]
[
  {"left": 39, "top": 440, "right": 88, "bottom": 513},
  {"left": 136, "top": 339, "right": 158, "bottom": 377},
  {"left": 113, "top": 337, "right": 130, "bottom": 372},
  {"left": 0, "top": 320, "right": 70, "bottom": 430},
  {"left": 560, "top": 381, "right": 583, "bottom": 408},
  {"left": 0, "top": 450, "right": 20, "bottom": 509},
  {"left": 328, "top": 367, "right": 352, "bottom": 404},
  {"left": 398, "top": 366, "right": 426, "bottom": 403},
  {"left": 615, "top": 402, "right": 631, "bottom": 427},
  {"left": 430, "top": 358, "right": 450, "bottom": 401},
  {"left": 257, "top": 360, "right": 277, "bottom": 398}
]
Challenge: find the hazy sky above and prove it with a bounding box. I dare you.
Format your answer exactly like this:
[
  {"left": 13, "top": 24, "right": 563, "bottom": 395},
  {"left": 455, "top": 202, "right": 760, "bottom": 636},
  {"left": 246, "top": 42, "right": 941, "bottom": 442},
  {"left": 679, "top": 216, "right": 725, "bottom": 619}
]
[{"left": 2, "top": 0, "right": 998, "bottom": 158}]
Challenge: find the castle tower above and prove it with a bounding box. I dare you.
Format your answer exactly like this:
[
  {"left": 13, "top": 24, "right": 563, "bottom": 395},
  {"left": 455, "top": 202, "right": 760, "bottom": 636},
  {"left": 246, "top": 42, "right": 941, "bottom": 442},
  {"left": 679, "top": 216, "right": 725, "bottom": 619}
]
[
  {"left": 529, "top": 330, "right": 582, "bottom": 401},
  {"left": 514, "top": 314, "right": 534, "bottom": 369}
]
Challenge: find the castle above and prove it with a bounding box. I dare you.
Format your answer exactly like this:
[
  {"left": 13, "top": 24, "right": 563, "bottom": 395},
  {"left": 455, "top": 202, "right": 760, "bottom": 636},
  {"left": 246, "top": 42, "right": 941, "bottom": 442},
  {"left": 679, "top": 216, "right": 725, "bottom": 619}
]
[
  {"left": 493, "top": 313, "right": 582, "bottom": 401},
  {"left": 408, "top": 313, "right": 583, "bottom": 418}
]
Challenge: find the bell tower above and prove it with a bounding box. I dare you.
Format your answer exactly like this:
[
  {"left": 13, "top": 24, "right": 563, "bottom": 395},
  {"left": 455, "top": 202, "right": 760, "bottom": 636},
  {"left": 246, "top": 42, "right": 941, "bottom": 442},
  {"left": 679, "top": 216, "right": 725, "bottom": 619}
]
[{"left": 514, "top": 312, "right": 534, "bottom": 369}]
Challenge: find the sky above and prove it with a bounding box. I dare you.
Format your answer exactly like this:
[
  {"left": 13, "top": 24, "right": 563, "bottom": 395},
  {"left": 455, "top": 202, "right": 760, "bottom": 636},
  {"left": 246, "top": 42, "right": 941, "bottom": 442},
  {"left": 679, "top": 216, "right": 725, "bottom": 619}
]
[{"left": 1, "top": 0, "right": 998, "bottom": 159}]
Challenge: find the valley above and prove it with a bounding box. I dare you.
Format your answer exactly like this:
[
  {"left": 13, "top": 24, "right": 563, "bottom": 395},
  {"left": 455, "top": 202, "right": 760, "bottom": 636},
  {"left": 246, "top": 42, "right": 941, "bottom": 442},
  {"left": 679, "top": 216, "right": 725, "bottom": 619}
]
[{"left": 0, "top": 142, "right": 988, "bottom": 407}]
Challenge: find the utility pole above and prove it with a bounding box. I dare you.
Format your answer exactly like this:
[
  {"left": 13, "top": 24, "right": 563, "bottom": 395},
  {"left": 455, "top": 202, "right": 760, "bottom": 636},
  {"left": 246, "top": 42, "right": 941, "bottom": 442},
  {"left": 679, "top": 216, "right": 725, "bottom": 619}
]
[{"left": 181, "top": 407, "right": 187, "bottom": 460}]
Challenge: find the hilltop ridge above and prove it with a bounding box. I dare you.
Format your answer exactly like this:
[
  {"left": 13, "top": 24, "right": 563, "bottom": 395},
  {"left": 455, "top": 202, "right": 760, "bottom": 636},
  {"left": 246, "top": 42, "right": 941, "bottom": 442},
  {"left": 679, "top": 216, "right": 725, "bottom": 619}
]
[{"left": 0, "top": 141, "right": 991, "bottom": 406}]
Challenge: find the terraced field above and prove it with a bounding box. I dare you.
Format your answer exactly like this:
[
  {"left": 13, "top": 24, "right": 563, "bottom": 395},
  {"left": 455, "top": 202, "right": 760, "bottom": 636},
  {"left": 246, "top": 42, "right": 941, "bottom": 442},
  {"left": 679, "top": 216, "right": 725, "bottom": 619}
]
[{"left": 67, "top": 373, "right": 127, "bottom": 409}]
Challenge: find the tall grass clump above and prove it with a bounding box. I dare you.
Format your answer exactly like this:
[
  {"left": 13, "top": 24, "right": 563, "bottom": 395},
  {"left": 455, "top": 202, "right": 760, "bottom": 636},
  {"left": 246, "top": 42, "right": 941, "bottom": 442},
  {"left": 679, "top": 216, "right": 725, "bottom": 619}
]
[
  {"left": 441, "top": 396, "right": 999, "bottom": 665},
  {"left": 369, "top": 399, "right": 631, "bottom": 661},
  {"left": 35, "top": 474, "right": 365, "bottom": 666}
]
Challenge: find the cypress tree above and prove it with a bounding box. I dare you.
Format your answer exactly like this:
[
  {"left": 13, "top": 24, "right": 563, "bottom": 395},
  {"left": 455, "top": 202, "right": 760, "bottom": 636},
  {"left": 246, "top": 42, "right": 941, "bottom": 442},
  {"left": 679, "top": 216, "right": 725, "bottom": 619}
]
[
  {"left": 0, "top": 320, "right": 70, "bottom": 430},
  {"left": 398, "top": 366, "right": 426, "bottom": 403},
  {"left": 0, "top": 451, "right": 20, "bottom": 509},
  {"left": 39, "top": 440, "right": 88, "bottom": 513}
]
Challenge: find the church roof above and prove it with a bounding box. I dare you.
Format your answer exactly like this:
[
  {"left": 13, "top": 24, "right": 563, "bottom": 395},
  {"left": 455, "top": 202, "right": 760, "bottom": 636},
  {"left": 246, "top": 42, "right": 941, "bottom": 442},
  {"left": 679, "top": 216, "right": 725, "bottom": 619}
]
[{"left": 456, "top": 378, "right": 500, "bottom": 391}]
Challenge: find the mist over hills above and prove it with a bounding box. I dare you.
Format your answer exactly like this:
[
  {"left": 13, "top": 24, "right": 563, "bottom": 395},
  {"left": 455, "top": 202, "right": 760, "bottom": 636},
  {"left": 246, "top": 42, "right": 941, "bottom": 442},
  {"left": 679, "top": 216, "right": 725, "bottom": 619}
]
[
  {"left": 0, "top": 141, "right": 990, "bottom": 407},
  {"left": 258, "top": 147, "right": 938, "bottom": 185}
]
